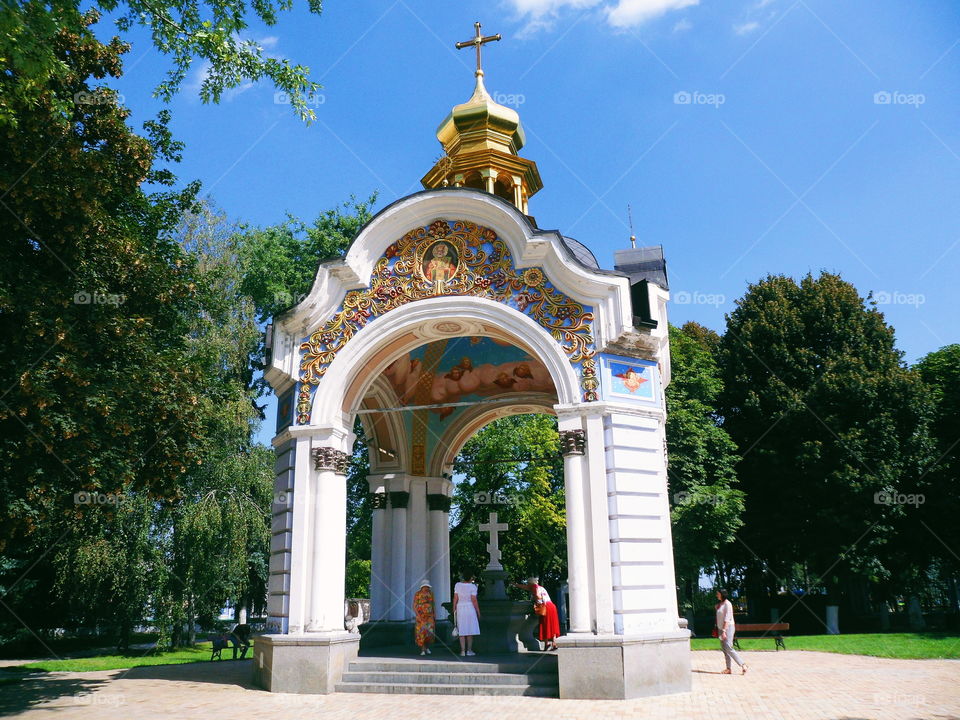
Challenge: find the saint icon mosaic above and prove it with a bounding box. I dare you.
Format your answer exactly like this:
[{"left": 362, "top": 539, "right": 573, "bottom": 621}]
[{"left": 295, "top": 220, "right": 598, "bottom": 423}]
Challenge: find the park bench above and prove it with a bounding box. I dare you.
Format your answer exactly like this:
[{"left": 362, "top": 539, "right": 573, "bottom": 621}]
[
  {"left": 210, "top": 634, "right": 250, "bottom": 661},
  {"left": 732, "top": 622, "right": 790, "bottom": 651}
]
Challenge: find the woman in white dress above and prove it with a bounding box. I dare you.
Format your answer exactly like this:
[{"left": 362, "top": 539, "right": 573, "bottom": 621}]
[{"left": 453, "top": 573, "right": 481, "bottom": 656}]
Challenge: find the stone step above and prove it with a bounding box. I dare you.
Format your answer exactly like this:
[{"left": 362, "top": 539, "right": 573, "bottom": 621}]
[
  {"left": 335, "top": 682, "right": 558, "bottom": 697},
  {"left": 348, "top": 659, "right": 557, "bottom": 675},
  {"left": 340, "top": 670, "right": 556, "bottom": 686}
]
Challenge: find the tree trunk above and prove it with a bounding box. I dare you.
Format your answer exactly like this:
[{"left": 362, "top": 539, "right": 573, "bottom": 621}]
[{"left": 187, "top": 594, "right": 196, "bottom": 646}]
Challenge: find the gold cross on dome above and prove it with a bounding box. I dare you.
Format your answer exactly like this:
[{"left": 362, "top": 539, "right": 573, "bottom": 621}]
[{"left": 456, "top": 21, "right": 501, "bottom": 74}]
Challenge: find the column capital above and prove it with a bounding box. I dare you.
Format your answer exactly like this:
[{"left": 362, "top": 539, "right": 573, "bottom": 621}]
[
  {"left": 426, "top": 493, "right": 452, "bottom": 512},
  {"left": 559, "top": 429, "right": 586, "bottom": 456},
  {"left": 388, "top": 491, "right": 410, "bottom": 509},
  {"left": 426, "top": 477, "right": 453, "bottom": 496},
  {"left": 312, "top": 447, "right": 349, "bottom": 474},
  {"left": 369, "top": 492, "right": 388, "bottom": 510}
]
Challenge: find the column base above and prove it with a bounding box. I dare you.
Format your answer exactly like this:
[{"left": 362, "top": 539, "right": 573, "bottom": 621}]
[
  {"left": 556, "top": 630, "right": 691, "bottom": 699},
  {"left": 253, "top": 632, "right": 359, "bottom": 693}
]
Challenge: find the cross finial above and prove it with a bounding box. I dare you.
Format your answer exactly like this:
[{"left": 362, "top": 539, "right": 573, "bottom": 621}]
[{"left": 456, "top": 21, "right": 502, "bottom": 76}]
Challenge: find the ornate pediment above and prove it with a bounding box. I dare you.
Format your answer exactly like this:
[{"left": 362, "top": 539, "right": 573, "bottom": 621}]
[{"left": 295, "top": 219, "right": 598, "bottom": 424}]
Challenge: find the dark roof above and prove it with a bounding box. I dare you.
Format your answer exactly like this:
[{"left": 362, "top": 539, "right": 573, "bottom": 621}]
[
  {"left": 560, "top": 236, "right": 600, "bottom": 269},
  {"left": 614, "top": 245, "right": 669, "bottom": 290}
]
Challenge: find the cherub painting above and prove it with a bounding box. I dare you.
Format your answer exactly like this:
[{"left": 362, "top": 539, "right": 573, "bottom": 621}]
[{"left": 610, "top": 362, "right": 653, "bottom": 399}]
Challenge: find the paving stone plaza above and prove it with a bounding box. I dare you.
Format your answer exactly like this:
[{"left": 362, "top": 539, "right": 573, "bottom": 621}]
[{"left": 3, "top": 650, "right": 958, "bottom": 719}]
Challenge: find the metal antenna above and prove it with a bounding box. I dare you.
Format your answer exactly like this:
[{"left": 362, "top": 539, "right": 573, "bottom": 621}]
[{"left": 628, "top": 204, "right": 637, "bottom": 248}]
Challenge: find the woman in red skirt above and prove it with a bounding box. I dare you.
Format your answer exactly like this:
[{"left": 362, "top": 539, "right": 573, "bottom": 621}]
[{"left": 513, "top": 576, "right": 561, "bottom": 650}]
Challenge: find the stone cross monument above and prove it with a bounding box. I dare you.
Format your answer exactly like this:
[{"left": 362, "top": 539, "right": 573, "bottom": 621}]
[{"left": 479, "top": 511, "right": 509, "bottom": 570}]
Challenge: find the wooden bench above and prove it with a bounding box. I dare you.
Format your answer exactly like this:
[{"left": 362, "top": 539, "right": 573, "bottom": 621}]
[
  {"left": 210, "top": 635, "right": 250, "bottom": 661},
  {"left": 732, "top": 623, "right": 790, "bottom": 651}
]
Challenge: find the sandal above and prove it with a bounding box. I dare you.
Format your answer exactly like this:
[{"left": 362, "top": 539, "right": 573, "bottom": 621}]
[
  {"left": 742, "top": 664, "right": 748, "bottom": 674},
  {"left": 721, "top": 668, "right": 731, "bottom": 674}
]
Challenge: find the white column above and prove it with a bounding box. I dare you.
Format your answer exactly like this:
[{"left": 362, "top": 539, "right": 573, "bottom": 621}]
[
  {"left": 307, "top": 446, "right": 349, "bottom": 632},
  {"left": 277, "top": 435, "right": 313, "bottom": 634},
  {"left": 585, "top": 411, "right": 615, "bottom": 634},
  {"left": 427, "top": 478, "right": 452, "bottom": 620},
  {"left": 558, "top": 422, "right": 591, "bottom": 634},
  {"left": 406, "top": 477, "right": 428, "bottom": 611},
  {"left": 387, "top": 475, "right": 410, "bottom": 621},
  {"left": 367, "top": 474, "right": 392, "bottom": 621}
]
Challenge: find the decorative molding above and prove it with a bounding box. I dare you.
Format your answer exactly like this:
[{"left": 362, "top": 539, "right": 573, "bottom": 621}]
[
  {"left": 295, "top": 219, "right": 597, "bottom": 423},
  {"left": 388, "top": 491, "right": 411, "bottom": 509},
  {"left": 559, "top": 429, "right": 586, "bottom": 456},
  {"left": 426, "top": 493, "right": 452, "bottom": 512},
  {"left": 312, "top": 447, "right": 349, "bottom": 474},
  {"left": 369, "top": 492, "right": 388, "bottom": 510}
]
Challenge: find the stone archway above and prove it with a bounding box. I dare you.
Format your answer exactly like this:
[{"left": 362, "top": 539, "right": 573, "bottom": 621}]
[{"left": 255, "top": 192, "right": 690, "bottom": 699}]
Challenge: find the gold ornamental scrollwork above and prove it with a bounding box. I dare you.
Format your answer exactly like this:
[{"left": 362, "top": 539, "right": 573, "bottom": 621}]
[{"left": 296, "top": 219, "right": 597, "bottom": 423}]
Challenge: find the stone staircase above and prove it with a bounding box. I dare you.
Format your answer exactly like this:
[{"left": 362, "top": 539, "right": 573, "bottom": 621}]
[{"left": 336, "top": 651, "right": 559, "bottom": 697}]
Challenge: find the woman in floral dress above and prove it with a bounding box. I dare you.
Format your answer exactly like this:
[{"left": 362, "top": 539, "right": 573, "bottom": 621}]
[{"left": 413, "top": 580, "right": 435, "bottom": 655}]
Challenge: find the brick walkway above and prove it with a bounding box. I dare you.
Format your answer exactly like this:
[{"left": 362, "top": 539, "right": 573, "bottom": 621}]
[{"left": 2, "top": 651, "right": 958, "bottom": 719}]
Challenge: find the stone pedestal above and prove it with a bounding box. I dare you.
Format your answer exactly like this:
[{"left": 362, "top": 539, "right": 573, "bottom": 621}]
[
  {"left": 556, "top": 630, "right": 691, "bottom": 699},
  {"left": 253, "top": 632, "right": 359, "bottom": 694}
]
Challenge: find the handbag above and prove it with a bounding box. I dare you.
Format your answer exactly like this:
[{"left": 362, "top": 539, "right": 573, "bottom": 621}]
[
  {"left": 711, "top": 625, "right": 719, "bottom": 638},
  {"left": 451, "top": 623, "right": 459, "bottom": 638},
  {"left": 534, "top": 602, "right": 547, "bottom": 616}
]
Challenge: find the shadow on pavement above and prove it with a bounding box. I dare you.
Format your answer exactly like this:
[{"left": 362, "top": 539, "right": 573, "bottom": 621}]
[
  {"left": 0, "top": 672, "right": 113, "bottom": 716},
  {"left": 120, "top": 659, "right": 256, "bottom": 688}
]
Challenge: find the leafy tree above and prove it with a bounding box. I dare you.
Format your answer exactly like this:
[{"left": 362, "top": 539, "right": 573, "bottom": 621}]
[
  {"left": 718, "top": 273, "right": 934, "bottom": 614},
  {"left": 0, "top": 10, "right": 205, "bottom": 547},
  {"left": 450, "top": 414, "right": 566, "bottom": 595},
  {"left": 665, "top": 323, "right": 744, "bottom": 605},
  {"left": 157, "top": 201, "right": 274, "bottom": 646},
  {"left": 238, "top": 194, "right": 378, "bottom": 322},
  {"left": 912, "top": 345, "right": 960, "bottom": 603},
  {"left": 345, "top": 420, "right": 371, "bottom": 598},
  {"left": 2, "top": 0, "right": 323, "bottom": 126}
]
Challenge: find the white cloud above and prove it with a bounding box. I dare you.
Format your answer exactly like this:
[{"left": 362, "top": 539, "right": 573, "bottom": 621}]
[
  {"left": 606, "top": 0, "right": 699, "bottom": 28},
  {"left": 503, "top": 0, "right": 698, "bottom": 30},
  {"left": 673, "top": 17, "right": 692, "bottom": 32},
  {"left": 733, "top": 20, "right": 760, "bottom": 34}
]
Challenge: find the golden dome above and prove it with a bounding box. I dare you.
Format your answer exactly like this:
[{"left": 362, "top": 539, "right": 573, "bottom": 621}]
[{"left": 421, "top": 23, "right": 542, "bottom": 214}]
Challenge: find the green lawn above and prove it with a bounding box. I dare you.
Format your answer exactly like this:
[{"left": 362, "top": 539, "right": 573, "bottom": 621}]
[
  {"left": 3, "top": 642, "right": 218, "bottom": 673},
  {"left": 691, "top": 632, "right": 960, "bottom": 659}
]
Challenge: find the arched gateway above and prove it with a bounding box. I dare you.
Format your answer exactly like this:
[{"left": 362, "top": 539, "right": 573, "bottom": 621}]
[{"left": 254, "top": 28, "right": 691, "bottom": 700}]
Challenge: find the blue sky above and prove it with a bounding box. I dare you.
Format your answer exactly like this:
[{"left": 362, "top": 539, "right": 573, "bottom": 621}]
[{"left": 103, "top": 0, "right": 958, "bottom": 380}]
